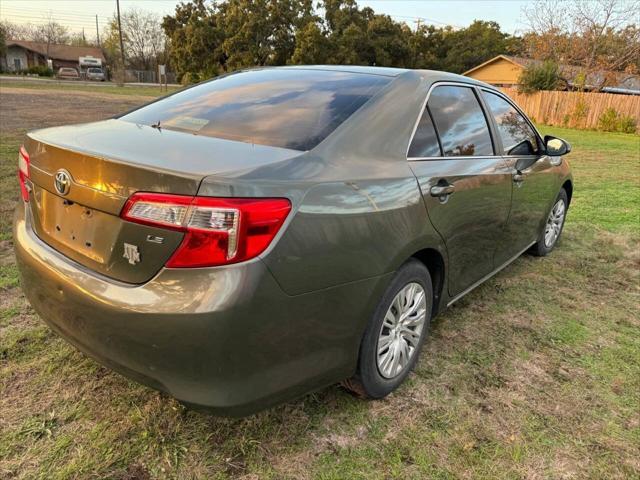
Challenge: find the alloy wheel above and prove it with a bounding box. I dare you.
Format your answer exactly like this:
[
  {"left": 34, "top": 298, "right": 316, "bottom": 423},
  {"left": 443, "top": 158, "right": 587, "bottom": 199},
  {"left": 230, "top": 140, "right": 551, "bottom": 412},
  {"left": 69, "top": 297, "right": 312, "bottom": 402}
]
[
  {"left": 544, "top": 199, "right": 566, "bottom": 248},
  {"left": 376, "top": 282, "right": 427, "bottom": 379}
]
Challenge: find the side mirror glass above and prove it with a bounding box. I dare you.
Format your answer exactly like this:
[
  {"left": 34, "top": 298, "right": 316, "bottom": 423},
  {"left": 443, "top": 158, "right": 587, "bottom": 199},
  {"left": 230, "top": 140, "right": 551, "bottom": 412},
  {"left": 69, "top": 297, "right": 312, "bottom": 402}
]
[{"left": 544, "top": 135, "right": 571, "bottom": 156}]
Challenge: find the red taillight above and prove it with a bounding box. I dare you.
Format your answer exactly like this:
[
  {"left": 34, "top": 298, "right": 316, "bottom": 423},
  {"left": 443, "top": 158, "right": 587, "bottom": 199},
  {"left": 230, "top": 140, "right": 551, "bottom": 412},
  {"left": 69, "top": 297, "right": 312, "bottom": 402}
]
[
  {"left": 121, "top": 192, "right": 291, "bottom": 268},
  {"left": 18, "top": 146, "right": 30, "bottom": 202}
]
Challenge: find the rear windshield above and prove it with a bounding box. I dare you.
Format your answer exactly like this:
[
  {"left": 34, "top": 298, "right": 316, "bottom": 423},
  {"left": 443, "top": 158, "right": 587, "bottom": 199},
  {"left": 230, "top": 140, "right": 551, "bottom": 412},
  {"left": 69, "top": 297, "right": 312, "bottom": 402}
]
[{"left": 121, "top": 69, "right": 391, "bottom": 151}]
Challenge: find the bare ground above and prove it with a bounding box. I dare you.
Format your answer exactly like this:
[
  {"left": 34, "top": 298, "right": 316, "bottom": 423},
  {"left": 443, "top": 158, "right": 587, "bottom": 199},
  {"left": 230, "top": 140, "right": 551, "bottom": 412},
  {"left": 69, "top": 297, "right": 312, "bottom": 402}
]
[{"left": 0, "top": 87, "right": 152, "bottom": 134}]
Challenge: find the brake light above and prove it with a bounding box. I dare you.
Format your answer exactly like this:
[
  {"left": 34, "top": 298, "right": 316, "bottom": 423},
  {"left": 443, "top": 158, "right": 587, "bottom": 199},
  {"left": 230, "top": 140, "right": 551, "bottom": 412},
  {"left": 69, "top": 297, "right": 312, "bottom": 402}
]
[
  {"left": 121, "top": 193, "right": 291, "bottom": 267},
  {"left": 18, "top": 146, "right": 30, "bottom": 202}
]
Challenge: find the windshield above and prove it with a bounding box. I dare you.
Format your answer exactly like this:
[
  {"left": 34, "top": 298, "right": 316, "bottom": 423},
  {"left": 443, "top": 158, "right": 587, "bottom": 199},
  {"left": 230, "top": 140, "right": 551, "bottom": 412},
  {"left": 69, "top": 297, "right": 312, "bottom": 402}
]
[
  {"left": 121, "top": 69, "right": 391, "bottom": 151},
  {"left": 88, "top": 68, "right": 102, "bottom": 73}
]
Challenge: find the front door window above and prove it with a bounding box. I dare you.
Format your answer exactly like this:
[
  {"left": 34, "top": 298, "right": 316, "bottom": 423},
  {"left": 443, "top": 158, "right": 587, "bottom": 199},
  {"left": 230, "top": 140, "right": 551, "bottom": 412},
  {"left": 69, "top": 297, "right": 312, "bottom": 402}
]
[{"left": 481, "top": 91, "right": 540, "bottom": 155}]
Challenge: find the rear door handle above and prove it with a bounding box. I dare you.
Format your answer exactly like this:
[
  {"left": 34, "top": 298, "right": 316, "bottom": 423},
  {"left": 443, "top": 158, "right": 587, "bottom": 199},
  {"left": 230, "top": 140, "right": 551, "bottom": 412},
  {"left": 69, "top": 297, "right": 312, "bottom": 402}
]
[{"left": 430, "top": 184, "right": 455, "bottom": 197}]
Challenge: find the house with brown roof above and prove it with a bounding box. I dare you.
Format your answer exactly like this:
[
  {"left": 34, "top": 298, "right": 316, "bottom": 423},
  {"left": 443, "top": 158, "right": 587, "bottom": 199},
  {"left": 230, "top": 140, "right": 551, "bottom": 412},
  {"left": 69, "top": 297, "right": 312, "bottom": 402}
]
[
  {"left": 463, "top": 54, "right": 640, "bottom": 95},
  {"left": 1, "top": 40, "right": 106, "bottom": 73}
]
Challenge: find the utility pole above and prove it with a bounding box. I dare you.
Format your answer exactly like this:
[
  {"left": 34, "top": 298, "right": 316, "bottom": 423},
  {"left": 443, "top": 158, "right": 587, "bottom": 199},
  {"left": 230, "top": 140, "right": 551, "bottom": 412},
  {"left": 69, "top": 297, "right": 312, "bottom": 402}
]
[
  {"left": 95, "top": 15, "right": 100, "bottom": 47},
  {"left": 116, "top": 0, "right": 126, "bottom": 83}
]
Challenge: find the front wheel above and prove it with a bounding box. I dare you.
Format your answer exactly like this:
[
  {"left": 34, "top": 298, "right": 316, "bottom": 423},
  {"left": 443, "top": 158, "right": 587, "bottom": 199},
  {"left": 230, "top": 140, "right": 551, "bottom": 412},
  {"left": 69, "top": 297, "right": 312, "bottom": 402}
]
[
  {"left": 343, "top": 259, "right": 433, "bottom": 399},
  {"left": 530, "top": 188, "right": 568, "bottom": 257}
]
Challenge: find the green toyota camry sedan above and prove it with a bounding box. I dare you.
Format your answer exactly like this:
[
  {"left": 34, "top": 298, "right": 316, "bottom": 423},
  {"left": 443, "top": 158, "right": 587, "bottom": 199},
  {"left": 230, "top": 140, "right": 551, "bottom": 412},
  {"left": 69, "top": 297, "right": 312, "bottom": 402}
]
[{"left": 14, "top": 66, "right": 573, "bottom": 416}]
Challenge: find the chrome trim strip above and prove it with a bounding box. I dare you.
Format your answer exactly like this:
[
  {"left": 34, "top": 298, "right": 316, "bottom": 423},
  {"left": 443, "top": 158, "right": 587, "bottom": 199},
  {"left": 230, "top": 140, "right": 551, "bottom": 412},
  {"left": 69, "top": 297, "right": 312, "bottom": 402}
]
[
  {"left": 446, "top": 241, "right": 536, "bottom": 307},
  {"left": 408, "top": 155, "right": 497, "bottom": 162},
  {"left": 30, "top": 163, "right": 126, "bottom": 200},
  {"left": 29, "top": 163, "right": 53, "bottom": 178}
]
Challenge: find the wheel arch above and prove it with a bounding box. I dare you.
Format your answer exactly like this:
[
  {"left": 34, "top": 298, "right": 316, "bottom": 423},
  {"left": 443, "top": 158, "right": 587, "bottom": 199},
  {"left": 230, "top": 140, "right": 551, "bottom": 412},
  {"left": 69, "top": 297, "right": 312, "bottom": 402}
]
[{"left": 411, "top": 248, "right": 446, "bottom": 317}]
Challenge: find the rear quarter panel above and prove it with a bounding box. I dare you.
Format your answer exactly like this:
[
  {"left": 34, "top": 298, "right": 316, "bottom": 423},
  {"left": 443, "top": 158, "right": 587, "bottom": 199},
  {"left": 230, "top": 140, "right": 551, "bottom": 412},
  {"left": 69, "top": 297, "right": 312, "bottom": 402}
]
[{"left": 197, "top": 70, "right": 449, "bottom": 296}]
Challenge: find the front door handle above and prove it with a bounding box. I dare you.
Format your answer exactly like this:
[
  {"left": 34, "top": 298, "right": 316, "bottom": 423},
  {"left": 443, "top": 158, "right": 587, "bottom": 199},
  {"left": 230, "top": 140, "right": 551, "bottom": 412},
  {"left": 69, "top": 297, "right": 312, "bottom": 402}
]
[{"left": 430, "top": 184, "right": 455, "bottom": 197}]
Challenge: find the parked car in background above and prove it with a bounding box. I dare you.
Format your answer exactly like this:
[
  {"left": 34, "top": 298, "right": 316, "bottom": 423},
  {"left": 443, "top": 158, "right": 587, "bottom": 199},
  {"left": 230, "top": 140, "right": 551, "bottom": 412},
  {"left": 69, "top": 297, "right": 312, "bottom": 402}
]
[
  {"left": 56, "top": 67, "right": 79, "bottom": 80},
  {"left": 86, "top": 67, "right": 105, "bottom": 81},
  {"left": 14, "top": 66, "right": 573, "bottom": 416}
]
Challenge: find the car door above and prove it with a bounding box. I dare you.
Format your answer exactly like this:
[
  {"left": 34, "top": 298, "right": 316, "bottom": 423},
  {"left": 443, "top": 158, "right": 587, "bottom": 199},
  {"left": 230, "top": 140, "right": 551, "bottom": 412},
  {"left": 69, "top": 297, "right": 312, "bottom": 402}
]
[
  {"left": 480, "top": 89, "right": 560, "bottom": 265},
  {"left": 408, "top": 84, "right": 512, "bottom": 298}
]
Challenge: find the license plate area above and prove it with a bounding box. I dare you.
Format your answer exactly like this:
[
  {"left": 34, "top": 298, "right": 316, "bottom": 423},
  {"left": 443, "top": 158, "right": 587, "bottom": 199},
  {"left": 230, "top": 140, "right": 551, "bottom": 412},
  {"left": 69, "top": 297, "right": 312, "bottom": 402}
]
[{"left": 34, "top": 188, "right": 121, "bottom": 264}]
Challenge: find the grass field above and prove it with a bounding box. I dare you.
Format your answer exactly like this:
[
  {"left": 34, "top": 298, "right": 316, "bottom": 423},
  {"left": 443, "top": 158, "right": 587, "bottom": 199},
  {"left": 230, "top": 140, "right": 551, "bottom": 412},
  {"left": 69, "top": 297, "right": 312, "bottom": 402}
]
[
  {"left": 0, "top": 77, "right": 180, "bottom": 97},
  {"left": 0, "top": 85, "right": 638, "bottom": 479}
]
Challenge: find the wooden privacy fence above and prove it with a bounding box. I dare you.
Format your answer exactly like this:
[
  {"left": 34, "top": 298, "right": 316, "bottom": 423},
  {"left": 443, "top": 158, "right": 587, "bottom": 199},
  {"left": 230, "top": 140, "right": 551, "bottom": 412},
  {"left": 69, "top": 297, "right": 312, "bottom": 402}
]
[{"left": 500, "top": 87, "right": 640, "bottom": 133}]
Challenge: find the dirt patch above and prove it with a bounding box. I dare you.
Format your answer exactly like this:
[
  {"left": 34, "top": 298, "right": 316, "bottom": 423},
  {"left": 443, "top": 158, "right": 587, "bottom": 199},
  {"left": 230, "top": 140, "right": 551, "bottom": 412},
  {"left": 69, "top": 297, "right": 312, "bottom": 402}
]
[{"left": 0, "top": 87, "right": 152, "bottom": 136}]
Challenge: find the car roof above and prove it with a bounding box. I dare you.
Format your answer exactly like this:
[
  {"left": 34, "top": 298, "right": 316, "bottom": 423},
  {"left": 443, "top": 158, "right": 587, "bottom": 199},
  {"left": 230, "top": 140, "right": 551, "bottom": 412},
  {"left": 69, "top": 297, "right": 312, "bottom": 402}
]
[
  {"left": 276, "top": 65, "right": 410, "bottom": 77},
  {"left": 255, "top": 65, "right": 494, "bottom": 89}
]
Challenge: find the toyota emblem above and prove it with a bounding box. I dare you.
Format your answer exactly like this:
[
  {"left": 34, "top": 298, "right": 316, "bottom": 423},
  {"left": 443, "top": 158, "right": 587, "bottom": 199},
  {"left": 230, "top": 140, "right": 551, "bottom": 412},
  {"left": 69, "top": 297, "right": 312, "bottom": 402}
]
[{"left": 54, "top": 170, "right": 72, "bottom": 196}]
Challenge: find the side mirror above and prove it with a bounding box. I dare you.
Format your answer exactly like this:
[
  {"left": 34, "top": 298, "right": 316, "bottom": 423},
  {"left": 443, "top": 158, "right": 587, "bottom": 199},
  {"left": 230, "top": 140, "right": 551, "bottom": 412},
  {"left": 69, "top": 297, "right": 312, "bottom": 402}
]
[
  {"left": 544, "top": 135, "right": 571, "bottom": 156},
  {"left": 507, "top": 139, "right": 535, "bottom": 156}
]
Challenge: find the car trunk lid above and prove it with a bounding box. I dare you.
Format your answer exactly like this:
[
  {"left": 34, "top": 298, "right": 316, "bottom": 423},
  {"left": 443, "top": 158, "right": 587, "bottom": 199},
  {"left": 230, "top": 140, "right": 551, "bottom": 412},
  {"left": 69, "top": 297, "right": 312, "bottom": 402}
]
[{"left": 24, "top": 119, "right": 301, "bottom": 284}]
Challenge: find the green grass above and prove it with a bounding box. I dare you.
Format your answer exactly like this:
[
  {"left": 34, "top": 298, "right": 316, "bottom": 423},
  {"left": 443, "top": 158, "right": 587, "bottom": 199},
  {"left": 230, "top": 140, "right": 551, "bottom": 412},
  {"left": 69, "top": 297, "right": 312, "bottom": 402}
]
[
  {"left": 0, "top": 78, "right": 179, "bottom": 97},
  {"left": 538, "top": 125, "right": 640, "bottom": 234},
  {"left": 0, "top": 90, "right": 638, "bottom": 480}
]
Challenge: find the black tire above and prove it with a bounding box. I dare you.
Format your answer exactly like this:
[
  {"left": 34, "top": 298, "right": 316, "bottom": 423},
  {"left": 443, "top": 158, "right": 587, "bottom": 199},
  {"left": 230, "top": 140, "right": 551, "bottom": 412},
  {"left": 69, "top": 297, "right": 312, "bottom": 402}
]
[
  {"left": 530, "top": 188, "right": 568, "bottom": 257},
  {"left": 343, "top": 259, "right": 433, "bottom": 399}
]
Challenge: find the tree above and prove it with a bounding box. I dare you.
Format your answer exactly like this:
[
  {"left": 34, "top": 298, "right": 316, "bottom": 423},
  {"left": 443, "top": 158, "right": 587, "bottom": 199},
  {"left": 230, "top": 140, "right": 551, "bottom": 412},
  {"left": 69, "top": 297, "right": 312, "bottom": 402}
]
[
  {"left": 267, "top": 0, "right": 315, "bottom": 65},
  {"left": 162, "top": 0, "right": 226, "bottom": 78},
  {"left": 438, "top": 21, "right": 519, "bottom": 73},
  {"left": 103, "top": 8, "right": 166, "bottom": 71},
  {"left": 290, "top": 21, "right": 331, "bottom": 64},
  {"left": 523, "top": 0, "right": 640, "bottom": 88},
  {"left": 101, "top": 18, "right": 123, "bottom": 70},
  {"left": 519, "top": 60, "right": 562, "bottom": 93},
  {"left": 161, "top": 0, "right": 522, "bottom": 77},
  {"left": 69, "top": 31, "right": 91, "bottom": 47},
  {"left": 0, "top": 20, "right": 32, "bottom": 41},
  {"left": 0, "top": 23, "right": 6, "bottom": 60},
  {"left": 31, "top": 17, "right": 69, "bottom": 57},
  {"left": 120, "top": 8, "right": 166, "bottom": 70},
  {"left": 406, "top": 24, "right": 447, "bottom": 69}
]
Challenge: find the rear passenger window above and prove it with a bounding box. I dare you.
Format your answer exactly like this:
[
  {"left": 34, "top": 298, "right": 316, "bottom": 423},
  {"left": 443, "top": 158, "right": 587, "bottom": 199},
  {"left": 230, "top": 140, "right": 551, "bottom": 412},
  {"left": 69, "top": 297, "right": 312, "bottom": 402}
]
[
  {"left": 408, "top": 108, "right": 441, "bottom": 158},
  {"left": 428, "top": 86, "right": 493, "bottom": 157},
  {"left": 482, "top": 91, "right": 540, "bottom": 155}
]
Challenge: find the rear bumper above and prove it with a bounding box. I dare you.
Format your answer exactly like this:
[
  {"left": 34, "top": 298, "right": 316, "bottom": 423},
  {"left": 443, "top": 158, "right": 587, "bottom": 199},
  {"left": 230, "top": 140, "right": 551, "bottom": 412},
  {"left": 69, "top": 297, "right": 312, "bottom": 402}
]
[{"left": 14, "top": 203, "right": 389, "bottom": 415}]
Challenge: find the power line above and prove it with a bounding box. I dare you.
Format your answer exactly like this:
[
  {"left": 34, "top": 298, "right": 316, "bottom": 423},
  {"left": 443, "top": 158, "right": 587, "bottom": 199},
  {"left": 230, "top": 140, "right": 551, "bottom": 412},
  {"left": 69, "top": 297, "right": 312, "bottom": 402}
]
[
  {"left": 0, "top": 13, "right": 110, "bottom": 24},
  {"left": 1, "top": 8, "right": 110, "bottom": 21}
]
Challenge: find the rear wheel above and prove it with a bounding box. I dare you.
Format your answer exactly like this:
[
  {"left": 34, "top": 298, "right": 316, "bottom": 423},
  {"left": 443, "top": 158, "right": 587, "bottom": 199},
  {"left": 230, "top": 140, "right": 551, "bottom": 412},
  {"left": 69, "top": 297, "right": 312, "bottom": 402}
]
[
  {"left": 343, "top": 259, "right": 433, "bottom": 399},
  {"left": 530, "top": 188, "right": 568, "bottom": 257}
]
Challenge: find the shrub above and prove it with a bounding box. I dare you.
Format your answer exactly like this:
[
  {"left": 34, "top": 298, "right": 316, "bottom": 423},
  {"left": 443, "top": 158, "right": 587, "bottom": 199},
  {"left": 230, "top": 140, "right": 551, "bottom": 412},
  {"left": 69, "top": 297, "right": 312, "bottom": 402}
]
[
  {"left": 180, "top": 72, "right": 200, "bottom": 85},
  {"left": 569, "top": 98, "right": 589, "bottom": 128},
  {"left": 519, "top": 60, "right": 561, "bottom": 93},
  {"left": 26, "top": 65, "right": 53, "bottom": 77},
  {"left": 597, "top": 108, "right": 637, "bottom": 134},
  {"left": 617, "top": 115, "right": 637, "bottom": 134}
]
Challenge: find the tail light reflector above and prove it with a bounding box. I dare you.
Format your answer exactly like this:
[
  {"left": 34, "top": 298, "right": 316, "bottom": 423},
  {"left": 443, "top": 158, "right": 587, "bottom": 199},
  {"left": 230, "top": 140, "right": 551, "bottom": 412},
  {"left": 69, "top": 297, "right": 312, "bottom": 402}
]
[
  {"left": 121, "top": 193, "right": 291, "bottom": 267},
  {"left": 18, "top": 146, "right": 30, "bottom": 202}
]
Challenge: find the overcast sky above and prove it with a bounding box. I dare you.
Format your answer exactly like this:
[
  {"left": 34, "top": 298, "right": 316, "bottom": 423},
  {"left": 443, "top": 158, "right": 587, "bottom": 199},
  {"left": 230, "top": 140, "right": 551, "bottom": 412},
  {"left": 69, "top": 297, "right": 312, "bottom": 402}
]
[{"left": 0, "top": 0, "right": 535, "bottom": 37}]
